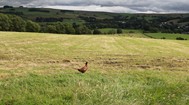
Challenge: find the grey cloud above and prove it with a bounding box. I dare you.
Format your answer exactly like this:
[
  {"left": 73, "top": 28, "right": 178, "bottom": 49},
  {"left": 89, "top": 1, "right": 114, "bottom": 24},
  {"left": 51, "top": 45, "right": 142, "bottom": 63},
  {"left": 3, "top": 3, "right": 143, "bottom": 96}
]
[{"left": 0, "top": 0, "right": 189, "bottom": 13}]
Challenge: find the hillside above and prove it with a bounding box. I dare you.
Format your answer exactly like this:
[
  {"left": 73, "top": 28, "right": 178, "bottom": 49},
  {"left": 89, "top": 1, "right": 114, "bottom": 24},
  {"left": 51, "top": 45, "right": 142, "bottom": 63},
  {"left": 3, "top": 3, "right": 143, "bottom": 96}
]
[
  {"left": 0, "top": 7, "right": 116, "bottom": 23},
  {"left": 1, "top": 7, "right": 189, "bottom": 34},
  {"left": 0, "top": 32, "right": 189, "bottom": 104}
]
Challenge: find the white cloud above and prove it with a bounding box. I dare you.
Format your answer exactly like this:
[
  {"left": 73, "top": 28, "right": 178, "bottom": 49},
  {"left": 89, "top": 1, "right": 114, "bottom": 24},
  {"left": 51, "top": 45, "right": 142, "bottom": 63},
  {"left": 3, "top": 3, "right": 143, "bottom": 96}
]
[
  {"left": 45, "top": 5, "right": 139, "bottom": 13},
  {"left": 0, "top": 0, "right": 189, "bottom": 13}
]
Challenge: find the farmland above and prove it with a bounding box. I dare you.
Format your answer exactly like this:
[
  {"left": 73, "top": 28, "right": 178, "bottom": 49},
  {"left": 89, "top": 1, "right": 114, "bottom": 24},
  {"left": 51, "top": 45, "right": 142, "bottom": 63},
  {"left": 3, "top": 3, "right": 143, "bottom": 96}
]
[
  {"left": 0, "top": 32, "right": 189, "bottom": 104},
  {"left": 1, "top": 7, "right": 189, "bottom": 34},
  {"left": 145, "top": 33, "right": 189, "bottom": 40}
]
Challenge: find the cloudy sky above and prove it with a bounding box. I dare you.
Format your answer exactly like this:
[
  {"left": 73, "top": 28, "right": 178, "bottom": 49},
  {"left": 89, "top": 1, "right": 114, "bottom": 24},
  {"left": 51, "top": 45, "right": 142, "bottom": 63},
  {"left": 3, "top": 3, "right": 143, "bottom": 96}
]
[{"left": 0, "top": 0, "right": 189, "bottom": 13}]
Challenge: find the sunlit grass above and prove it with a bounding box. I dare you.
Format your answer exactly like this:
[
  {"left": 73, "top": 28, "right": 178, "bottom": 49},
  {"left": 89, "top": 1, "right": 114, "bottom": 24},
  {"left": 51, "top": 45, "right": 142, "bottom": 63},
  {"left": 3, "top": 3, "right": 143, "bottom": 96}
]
[{"left": 0, "top": 32, "right": 189, "bottom": 105}]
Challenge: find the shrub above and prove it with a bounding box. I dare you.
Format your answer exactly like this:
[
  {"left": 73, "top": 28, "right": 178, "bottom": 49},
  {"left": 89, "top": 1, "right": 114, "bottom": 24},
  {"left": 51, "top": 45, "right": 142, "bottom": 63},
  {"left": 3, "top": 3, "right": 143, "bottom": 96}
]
[
  {"left": 93, "top": 29, "right": 101, "bottom": 34},
  {"left": 3, "top": 5, "right": 13, "bottom": 8},
  {"left": 176, "top": 37, "right": 187, "bottom": 40},
  {"left": 108, "top": 29, "right": 116, "bottom": 34},
  {"left": 117, "top": 28, "right": 123, "bottom": 34},
  {"left": 129, "top": 31, "right": 135, "bottom": 33},
  {"left": 161, "top": 37, "right": 166, "bottom": 39},
  {"left": 26, "top": 20, "right": 41, "bottom": 32}
]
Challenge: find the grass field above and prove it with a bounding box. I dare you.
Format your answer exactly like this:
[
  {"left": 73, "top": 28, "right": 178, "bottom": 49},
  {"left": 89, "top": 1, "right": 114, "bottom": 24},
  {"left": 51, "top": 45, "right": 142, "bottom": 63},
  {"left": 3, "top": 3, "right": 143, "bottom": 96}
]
[
  {"left": 145, "top": 33, "right": 189, "bottom": 40},
  {"left": 0, "top": 32, "right": 189, "bottom": 105}
]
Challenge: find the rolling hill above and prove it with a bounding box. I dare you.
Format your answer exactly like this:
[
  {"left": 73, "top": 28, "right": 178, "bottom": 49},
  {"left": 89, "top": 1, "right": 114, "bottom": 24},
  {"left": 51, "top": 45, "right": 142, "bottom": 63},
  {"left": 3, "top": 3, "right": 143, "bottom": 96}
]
[{"left": 1, "top": 7, "right": 189, "bottom": 34}]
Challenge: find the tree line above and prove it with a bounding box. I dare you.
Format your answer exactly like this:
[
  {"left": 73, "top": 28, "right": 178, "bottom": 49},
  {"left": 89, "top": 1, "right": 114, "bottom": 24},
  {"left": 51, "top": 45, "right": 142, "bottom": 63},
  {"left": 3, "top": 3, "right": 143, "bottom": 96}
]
[
  {"left": 0, "top": 13, "right": 40, "bottom": 32},
  {"left": 0, "top": 13, "right": 123, "bottom": 35}
]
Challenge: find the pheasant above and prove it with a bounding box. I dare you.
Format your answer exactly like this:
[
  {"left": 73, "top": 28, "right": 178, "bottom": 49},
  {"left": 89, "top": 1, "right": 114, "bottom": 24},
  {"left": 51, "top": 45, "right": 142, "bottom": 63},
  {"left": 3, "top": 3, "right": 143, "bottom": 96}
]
[{"left": 77, "top": 62, "right": 88, "bottom": 73}]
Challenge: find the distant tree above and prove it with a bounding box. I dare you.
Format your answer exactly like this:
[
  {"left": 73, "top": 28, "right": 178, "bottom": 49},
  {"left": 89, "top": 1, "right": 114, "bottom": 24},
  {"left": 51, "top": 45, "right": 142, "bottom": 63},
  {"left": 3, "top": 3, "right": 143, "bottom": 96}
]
[
  {"left": 8, "top": 15, "right": 26, "bottom": 32},
  {"left": 82, "top": 26, "right": 92, "bottom": 34},
  {"left": 26, "top": 20, "right": 41, "bottom": 32},
  {"left": 46, "top": 25, "right": 57, "bottom": 33},
  {"left": 55, "top": 22, "right": 66, "bottom": 34},
  {"left": 28, "top": 8, "right": 50, "bottom": 13},
  {"left": 93, "top": 29, "right": 101, "bottom": 34},
  {"left": 161, "top": 37, "right": 166, "bottom": 39},
  {"left": 75, "top": 27, "right": 81, "bottom": 34},
  {"left": 19, "top": 6, "right": 24, "bottom": 8},
  {"left": 43, "top": 23, "right": 78, "bottom": 34},
  {"left": 0, "top": 14, "right": 12, "bottom": 31},
  {"left": 0, "top": 13, "right": 41, "bottom": 32},
  {"left": 149, "top": 27, "right": 159, "bottom": 33},
  {"left": 35, "top": 17, "right": 63, "bottom": 22},
  {"left": 65, "top": 24, "right": 75, "bottom": 34},
  {"left": 176, "top": 37, "right": 187, "bottom": 40},
  {"left": 72, "top": 23, "right": 79, "bottom": 29},
  {"left": 117, "top": 28, "right": 123, "bottom": 34},
  {"left": 75, "top": 25, "right": 91, "bottom": 34},
  {"left": 129, "top": 31, "right": 135, "bottom": 33},
  {"left": 3, "top": 5, "right": 13, "bottom": 8}
]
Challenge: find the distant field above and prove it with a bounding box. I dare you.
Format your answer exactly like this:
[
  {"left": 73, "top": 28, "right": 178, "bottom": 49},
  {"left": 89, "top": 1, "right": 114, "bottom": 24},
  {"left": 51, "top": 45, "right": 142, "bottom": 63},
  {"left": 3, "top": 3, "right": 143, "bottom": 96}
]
[
  {"left": 146, "top": 33, "right": 189, "bottom": 40},
  {"left": 99, "top": 28, "right": 143, "bottom": 34},
  {"left": 0, "top": 32, "right": 189, "bottom": 105}
]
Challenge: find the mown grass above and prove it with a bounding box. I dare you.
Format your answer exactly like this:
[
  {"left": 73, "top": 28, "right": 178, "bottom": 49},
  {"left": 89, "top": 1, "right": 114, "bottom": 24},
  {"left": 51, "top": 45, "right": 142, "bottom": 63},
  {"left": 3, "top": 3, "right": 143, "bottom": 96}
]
[{"left": 0, "top": 32, "right": 189, "bottom": 105}]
